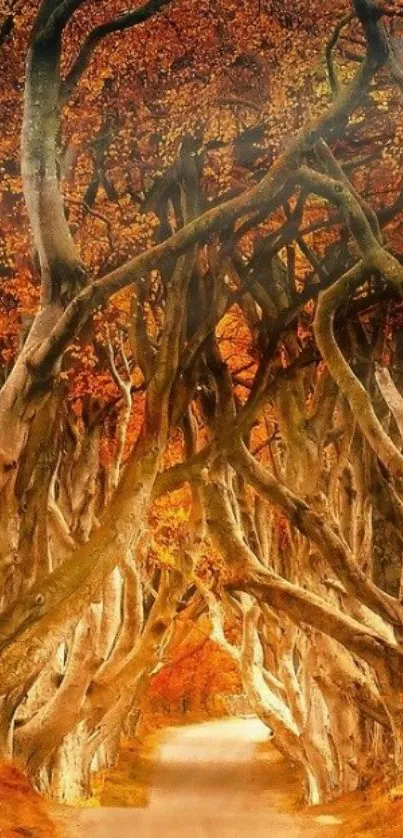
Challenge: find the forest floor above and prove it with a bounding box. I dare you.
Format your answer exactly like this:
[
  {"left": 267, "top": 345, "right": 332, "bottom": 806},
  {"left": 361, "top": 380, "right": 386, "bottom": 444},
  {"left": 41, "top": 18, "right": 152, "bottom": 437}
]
[
  {"left": 0, "top": 762, "right": 57, "bottom": 837},
  {"left": 3, "top": 718, "right": 403, "bottom": 836},
  {"left": 61, "top": 719, "right": 343, "bottom": 837},
  {"left": 315, "top": 775, "right": 403, "bottom": 837}
]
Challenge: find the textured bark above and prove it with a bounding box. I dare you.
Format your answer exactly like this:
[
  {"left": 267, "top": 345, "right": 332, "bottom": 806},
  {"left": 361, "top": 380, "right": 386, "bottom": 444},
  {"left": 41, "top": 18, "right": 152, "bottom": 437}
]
[
  {"left": 15, "top": 609, "right": 100, "bottom": 777},
  {"left": 3, "top": 0, "right": 403, "bottom": 805}
]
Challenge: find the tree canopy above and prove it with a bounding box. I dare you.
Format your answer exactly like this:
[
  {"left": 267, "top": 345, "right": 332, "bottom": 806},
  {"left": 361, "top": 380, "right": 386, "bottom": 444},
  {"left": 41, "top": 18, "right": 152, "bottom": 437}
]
[{"left": 2, "top": 0, "right": 403, "bottom": 806}]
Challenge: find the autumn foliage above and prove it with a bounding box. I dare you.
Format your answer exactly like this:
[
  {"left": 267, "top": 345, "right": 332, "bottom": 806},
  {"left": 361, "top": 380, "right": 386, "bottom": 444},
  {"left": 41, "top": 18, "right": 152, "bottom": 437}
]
[
  {"left": 145, "top": 618, "right": 242, "bottom": 716},
  {"left": 3, "top": 0, "right": 403, "bottom": 813},
  {"left": 0, "top": 762, "right": 56, "bottom": 837}
]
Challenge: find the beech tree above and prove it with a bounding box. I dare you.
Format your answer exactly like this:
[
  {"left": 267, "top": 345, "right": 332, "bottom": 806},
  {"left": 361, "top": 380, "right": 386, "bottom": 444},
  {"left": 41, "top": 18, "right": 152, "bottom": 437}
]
[{"left": 3, "top": 0, "right": 403, "bottom": 805}]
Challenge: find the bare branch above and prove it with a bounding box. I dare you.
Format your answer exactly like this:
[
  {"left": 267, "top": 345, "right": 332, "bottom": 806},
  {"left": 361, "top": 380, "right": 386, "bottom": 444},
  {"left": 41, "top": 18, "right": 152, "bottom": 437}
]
[{"left": 325, "top": 13, "right": 355, "bottom": 97}]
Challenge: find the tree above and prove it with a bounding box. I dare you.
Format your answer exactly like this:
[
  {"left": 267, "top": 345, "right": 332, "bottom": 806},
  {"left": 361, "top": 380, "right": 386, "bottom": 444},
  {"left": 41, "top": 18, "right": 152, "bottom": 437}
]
[{"left": 2, "top": 0, "right": 403, "bottom": 805}]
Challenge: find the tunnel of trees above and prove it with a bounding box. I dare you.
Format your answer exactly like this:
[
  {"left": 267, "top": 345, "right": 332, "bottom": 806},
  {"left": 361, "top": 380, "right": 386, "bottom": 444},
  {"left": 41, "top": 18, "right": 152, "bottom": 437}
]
[{"left": 3, "top": 0, "right": 403, "bottom": 807}]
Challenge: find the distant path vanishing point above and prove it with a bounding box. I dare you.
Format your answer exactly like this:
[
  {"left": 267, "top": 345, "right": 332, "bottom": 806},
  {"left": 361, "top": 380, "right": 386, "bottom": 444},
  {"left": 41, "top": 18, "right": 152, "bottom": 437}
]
[{"left": 70, "top": 718, "right": 342, "bottom": 837}]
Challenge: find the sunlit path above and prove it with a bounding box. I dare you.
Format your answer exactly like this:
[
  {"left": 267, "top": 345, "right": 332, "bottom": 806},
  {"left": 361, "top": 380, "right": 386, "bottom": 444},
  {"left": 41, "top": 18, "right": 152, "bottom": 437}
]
[
  {"left": 71, "top": 719, "right": 342, "bottom": 837},
  {"left": 4, "top": 2, "right": 403, "bottom": 825}
]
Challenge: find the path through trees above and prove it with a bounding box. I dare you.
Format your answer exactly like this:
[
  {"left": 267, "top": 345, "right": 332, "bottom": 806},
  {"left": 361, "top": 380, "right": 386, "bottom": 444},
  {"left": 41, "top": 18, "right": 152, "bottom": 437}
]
[{"left": 1, "top": 0, "right": 403, "bottom": 810}]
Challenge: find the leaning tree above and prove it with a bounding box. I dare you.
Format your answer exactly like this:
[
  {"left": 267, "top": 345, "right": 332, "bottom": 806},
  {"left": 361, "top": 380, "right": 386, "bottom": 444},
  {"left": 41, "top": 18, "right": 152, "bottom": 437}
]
[{"left": 2, "top": 0, "right": 403, "bottom": 804}]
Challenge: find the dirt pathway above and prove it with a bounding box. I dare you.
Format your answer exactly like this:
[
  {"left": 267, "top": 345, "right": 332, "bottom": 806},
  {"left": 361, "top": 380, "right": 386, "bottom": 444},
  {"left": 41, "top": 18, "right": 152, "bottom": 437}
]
[{"left": 68, "top": 719, "right": 343, "bottom": 837}]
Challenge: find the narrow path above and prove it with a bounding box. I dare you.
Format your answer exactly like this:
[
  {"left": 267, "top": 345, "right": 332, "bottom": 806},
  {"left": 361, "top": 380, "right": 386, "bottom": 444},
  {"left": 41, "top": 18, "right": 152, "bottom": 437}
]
[{"left": 70, "top": 719, "right": 342, "bottom": 837}]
